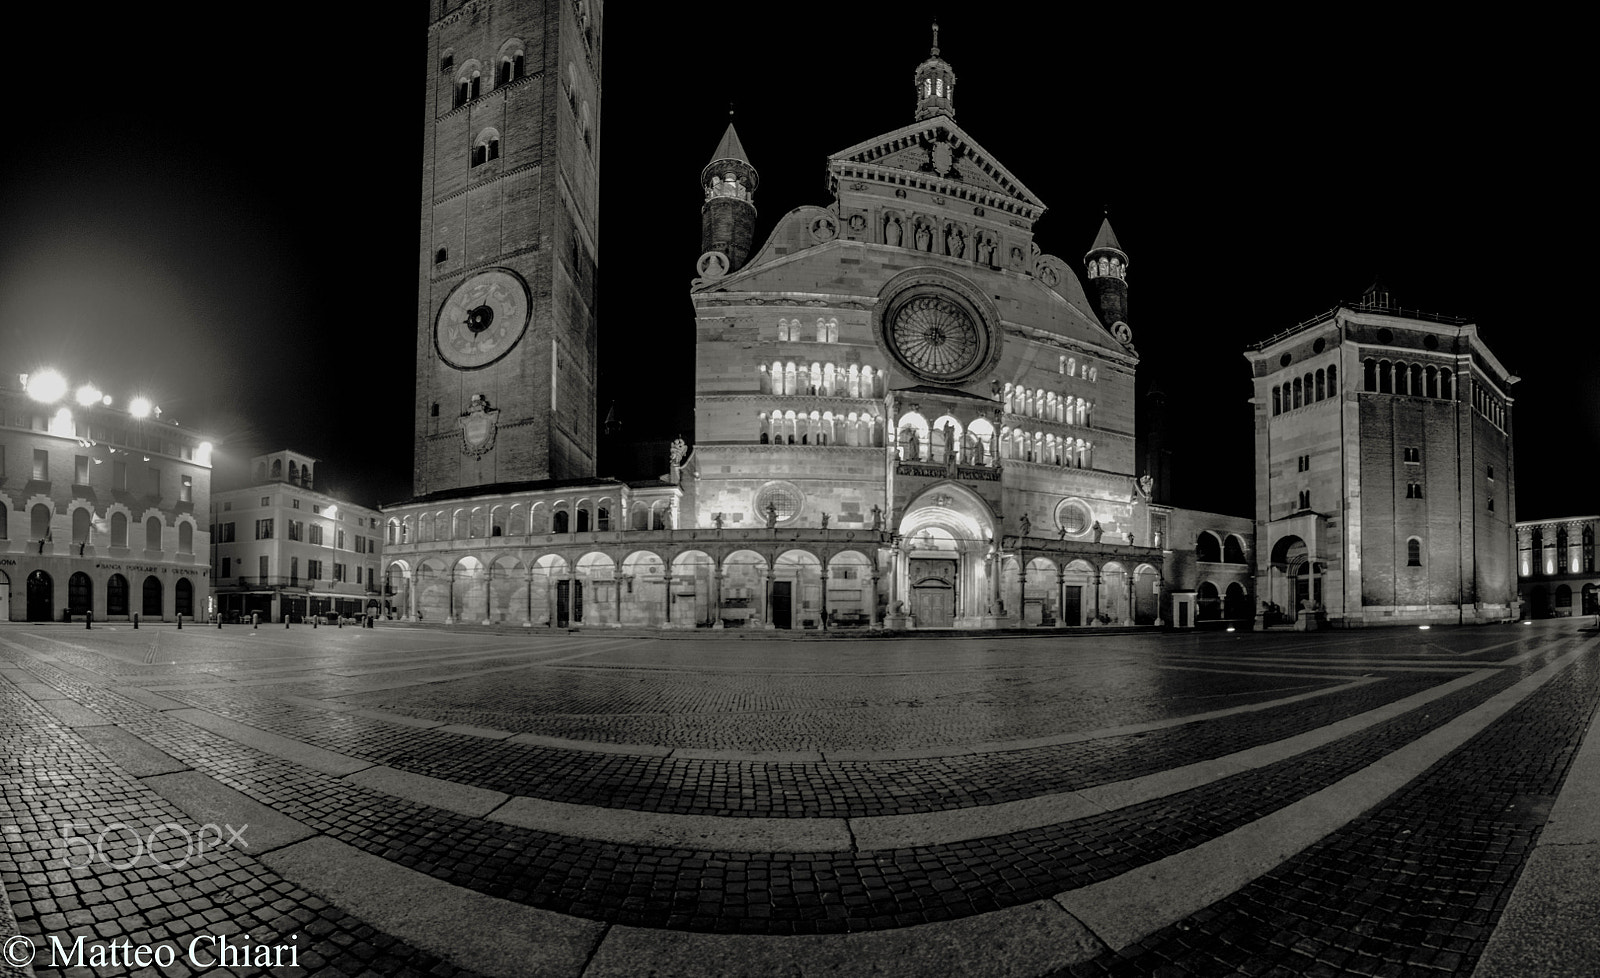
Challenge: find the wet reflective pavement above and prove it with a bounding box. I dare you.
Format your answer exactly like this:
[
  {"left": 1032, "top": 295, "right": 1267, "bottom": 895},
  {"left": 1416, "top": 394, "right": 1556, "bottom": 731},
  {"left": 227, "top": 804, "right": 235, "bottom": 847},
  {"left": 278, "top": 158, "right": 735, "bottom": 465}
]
[{"left": 2, "top": 621, "right": 1595, "bottom": 976}]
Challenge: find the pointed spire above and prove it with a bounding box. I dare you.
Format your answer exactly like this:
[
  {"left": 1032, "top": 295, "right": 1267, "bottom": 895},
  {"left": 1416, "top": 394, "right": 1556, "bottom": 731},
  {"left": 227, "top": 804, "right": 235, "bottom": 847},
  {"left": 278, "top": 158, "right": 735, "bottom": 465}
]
[
  {"left": 707, "top": 121, "right": 751, "bottom": 171},
  {"left": 1089, "top": 213, "right": 1125, "bottom": 257}
]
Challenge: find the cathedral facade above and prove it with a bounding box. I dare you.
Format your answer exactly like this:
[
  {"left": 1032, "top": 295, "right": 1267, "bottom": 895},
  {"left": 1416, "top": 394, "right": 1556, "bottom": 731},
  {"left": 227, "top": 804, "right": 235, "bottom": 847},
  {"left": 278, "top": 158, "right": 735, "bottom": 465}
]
[{"left": 680, "top": 37, "right": 1168, "bottom": 629}]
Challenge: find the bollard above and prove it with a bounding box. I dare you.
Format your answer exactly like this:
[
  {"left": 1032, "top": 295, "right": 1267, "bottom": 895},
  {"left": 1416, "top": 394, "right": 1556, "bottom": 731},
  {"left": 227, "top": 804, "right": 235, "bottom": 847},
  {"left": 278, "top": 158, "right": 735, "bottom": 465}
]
[
  {"left": 86, "top": 611, "right": 93, "bottom": 630},
  {"left": 285, "top": 616, "right": 290, "bottom": 628},
  {"left": 313, "top": 616, "right": 318, "bottom": 628},
  {"left": 177, "top": 615, "right": 183, "bottom": 629},
  {"left": 338, "top": 616, "right": 344, "bottom": 628},
  {"left": 133, "top": 614, "right": 140, "bottom": 630}
]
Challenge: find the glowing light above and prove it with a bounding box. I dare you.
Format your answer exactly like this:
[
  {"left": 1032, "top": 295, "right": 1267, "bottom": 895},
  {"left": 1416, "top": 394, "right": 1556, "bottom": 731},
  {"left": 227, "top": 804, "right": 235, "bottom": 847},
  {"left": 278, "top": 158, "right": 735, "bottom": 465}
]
[
  {"left": 26, "top": 369, "right": 68, "bottom": 403},
  {"left": 101, "top": 395, "right": 112, "bottom": 406},
  {"left": 128, "top": 396, "right": 153, "bottom": 419},
  {"left": 49, "top": 406, "right": 75, "bottom": 437},
  {"left": 1226, "top": 627, "right": 1236, "bottom": 632},
  {"left": 1419, "top": 625, "right": 1431, "bottom": 630},
  {"left": 75, "top": 384, "right": 102, "bottom": 407},
  {"left": 197, "top": 442, "right": 214, "bottom": 465}
]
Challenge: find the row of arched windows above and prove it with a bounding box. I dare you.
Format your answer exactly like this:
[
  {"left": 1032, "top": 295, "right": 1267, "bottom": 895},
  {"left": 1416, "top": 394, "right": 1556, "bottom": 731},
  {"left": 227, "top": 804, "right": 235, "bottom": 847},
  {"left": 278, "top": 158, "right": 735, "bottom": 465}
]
[
  {"left": 447, "top": 39, "right": 528, "bottom": 108},
  {"left": 1000, "top": 382, "right": 1092, "bottom": 425},
  {"left": 1361, "top": 358, "right": 1454, "bottom": 400},
  {"left": 759, "top": 410, "right": 882, "bottom": 447},
  {"left": 387, "top": 497, "right": 677, "bottom": 544},
  {"left": 1057, "top": 356, "right": 1098, "bottom": 380},
  {"left": 1525, "top": 525, "right": 1597, "bottom": 576},
  {"left": 54, "top": 571, "right": 185, "bottom": 618},
  {"left": 255, "top": 458, "right": 314, "bottom": 488},
  {"left": 776, "top": 317, "right": 839, "bottom": 343},
  {"left": 1085, "top": 256, "right": 1125, "bottom": 282},
  {"left": 892, "top": 412, "right": 1094, "bottom": 468},
  {"left": 1473, "top": 384, "right": 1506, "bottom": 430},
  {"left": 471, "top": 129, "right": 501, "bottom": 167},
  {"left": 0, "top": 501, "right": 190, "bottom": 552},
  {"left": 1272, "top": 364, "right": 1338, "bottom": 415},
  {"left": 1195, "top": 532, "right": 1249, "bottom": 563},
  {"left": 760, "top": 361, "right": 884, "bottom": 398}
]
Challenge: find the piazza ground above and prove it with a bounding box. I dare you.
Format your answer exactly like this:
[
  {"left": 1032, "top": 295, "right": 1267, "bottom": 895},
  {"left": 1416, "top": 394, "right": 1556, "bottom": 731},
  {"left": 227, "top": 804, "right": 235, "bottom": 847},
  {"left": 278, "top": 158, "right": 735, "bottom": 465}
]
[{"left": 2, "top": 621, "right": 1597, "bottom": 978}]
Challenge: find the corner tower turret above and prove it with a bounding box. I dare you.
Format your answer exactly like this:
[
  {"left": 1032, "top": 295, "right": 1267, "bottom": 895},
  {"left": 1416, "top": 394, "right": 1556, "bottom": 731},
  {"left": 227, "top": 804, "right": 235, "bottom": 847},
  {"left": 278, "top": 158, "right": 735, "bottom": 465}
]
[
  {"left": 1085, "top": 215, "right": 1129, "bottom": 330},
  {"left": 913, "top": 22, "right": 956, "bottom": 121},
  {"left": 699, "top": 120, "right": 759, "bottom": 275}
]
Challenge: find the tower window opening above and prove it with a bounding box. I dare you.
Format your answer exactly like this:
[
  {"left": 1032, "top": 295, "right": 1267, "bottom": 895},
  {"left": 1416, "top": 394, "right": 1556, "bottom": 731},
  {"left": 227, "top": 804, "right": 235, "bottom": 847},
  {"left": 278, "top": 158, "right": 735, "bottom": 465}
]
[{"left": 1408, "top": 538, "right": 1423, "bottom": 567}]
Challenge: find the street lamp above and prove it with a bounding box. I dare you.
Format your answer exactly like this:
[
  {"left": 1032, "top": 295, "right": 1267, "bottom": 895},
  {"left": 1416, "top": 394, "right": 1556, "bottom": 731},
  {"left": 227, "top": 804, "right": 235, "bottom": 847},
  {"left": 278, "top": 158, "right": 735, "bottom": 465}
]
[{"left": 324, "top": 504, "right": 338, "bottom": 622}]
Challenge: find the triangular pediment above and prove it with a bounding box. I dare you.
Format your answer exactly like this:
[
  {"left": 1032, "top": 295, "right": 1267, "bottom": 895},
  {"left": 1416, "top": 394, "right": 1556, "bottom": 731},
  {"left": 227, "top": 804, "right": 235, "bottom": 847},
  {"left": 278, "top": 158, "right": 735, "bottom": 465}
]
[{"left": 830, "top": 116, "right": 1045, "bottom": 212}]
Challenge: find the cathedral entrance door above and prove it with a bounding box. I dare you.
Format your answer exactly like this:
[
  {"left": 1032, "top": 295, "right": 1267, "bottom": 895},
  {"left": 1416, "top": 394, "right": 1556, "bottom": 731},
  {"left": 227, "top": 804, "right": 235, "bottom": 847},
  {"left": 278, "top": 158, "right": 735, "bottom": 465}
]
[
  {"left": 912, "top": 582, "right": 954, "bottom": 628},
  {"left": 771, "top": 581, "right": 792, "bottom": 629},
  {"left": 1061, "top": 585, "right": 1083, "bottom": 626}
]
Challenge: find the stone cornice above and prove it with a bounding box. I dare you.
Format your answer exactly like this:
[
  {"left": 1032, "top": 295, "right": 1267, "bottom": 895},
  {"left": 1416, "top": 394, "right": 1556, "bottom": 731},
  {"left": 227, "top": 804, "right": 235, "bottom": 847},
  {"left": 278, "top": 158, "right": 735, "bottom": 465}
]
[
  {"left": 831, "top": 159, "right": 1043, "bottom": 224},
  {"left": 692, "top": 444, "right": 885, "bottom": 455},
  {"left": 436, "top": 69, "right": 546, "bottom": 123},
  {"left": 432, "top": 159, "right": 543, "bottom": 208},
  {"left": 428, "top": 243, "right": 544, "bottom": 287},
  {"left": 695, "top": 393, "right": 886, "bottom": 410}
]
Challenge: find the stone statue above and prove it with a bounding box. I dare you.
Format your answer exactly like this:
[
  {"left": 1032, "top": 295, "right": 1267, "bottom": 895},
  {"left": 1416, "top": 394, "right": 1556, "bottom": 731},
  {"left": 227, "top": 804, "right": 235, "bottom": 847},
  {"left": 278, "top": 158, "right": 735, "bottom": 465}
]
[
  {"left": 669, "top": 436, "right": 688, "bottom": 467},
  {"left": 1058, "top": 526, "right": 1068, "bottom": 541},
  {"left": 1020, "top": 514, "right": 1031, "bottom": 537},
  {"left": 1092, "top": 521, "right": 1104, "bottom": 544},
  {"left": 1137, "top": 474, "right": 1154, "bottom": 499},
  {"left": 871, "top": 504, "right": 883, "bottom": 531},
  {"left": 977, "top": 235, "right": 995, "bottom": 266},
  {"left": 765, "top": 502, "right": 778, "bottom": 528},
  {"left": 820, "top": 512, "right": 830, "bottom": 529},
  {"left": 951, "top": 227, "right": 967, "bottom": 260},
  {"left": 713, "top": 512, "right": 724, "bottom": 529},
  {"left": 885, "top": 215, "right": 903, "bottom": 247},
  {"left": 915, "top": 222, "right": 932, "bottom": 252},
  {"left": 943, "top": 422, "right": 957, "bottom": 463}
]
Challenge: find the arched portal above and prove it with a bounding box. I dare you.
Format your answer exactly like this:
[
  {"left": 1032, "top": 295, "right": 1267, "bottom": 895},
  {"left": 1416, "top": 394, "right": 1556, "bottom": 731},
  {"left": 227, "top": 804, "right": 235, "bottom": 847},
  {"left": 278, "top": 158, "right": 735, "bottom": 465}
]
[
  {"left": 1267, "top": 535, "right": 1322, "bottom": 623},
  {"left": 721, "top": 550, "right": 768, "bottom": 628},
  {"left": 68, "top": 571, "right": 93, "bottom": 616},
  {"left": 576, "top": 552, "right": 616, "bottom": 625},
  {"left": 452, "top": 556, "right": 486, "bottom": 623},
  {"left": 669, "top": 551, "right": 716, "bottom": 627},
  {"left": 894, "top": 483, "right": 998, "bottom": 628},
  {"left": 772, "top": 550, "right": 823, "bottom": 629}
]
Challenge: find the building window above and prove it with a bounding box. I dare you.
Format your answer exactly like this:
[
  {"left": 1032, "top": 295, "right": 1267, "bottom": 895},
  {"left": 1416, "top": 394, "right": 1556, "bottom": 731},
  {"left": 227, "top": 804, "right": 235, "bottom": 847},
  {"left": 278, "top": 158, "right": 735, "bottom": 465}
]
[
  {"left": 255, "top": 518, "right": 274, "bottom": 540},
  {"left": 1404, "top": 447, "right": 1420, "bottom": 463},
  {"left": 1406, "top": 483, "right": 1424, "bottom": 499},
  {"left": 75, "top": 455, "right": 90, "bottom": 484},
  {"left": 310, "top": 523, "right": 323, "bottom": 545},
  {"left": 33, "top": 449, "right": 48, "bottom": 481},
  {"left": 1407, "top": 538, "right": 1422, "bottom": 567},
  {"left": 219, "top": 522, "right": 235, "bottom": 543},
  {"left": 1296, "top": 454, "right": 1310, "bottom": 472},
  {"left": 288, "top": 520, "right": 303, "bottom": 542},
  {"left": 259, "top": 555, "right": 269, "bottom": 581},
  {"left": 471, "top": 129, "right": 501, "bottom": 167},
  {"left": 181, "top": 475, "right": 193, "bottom": 503},
  {"left": 1487, "top": 464, "right": 1495, "bottom": 481},
  {"left": 1488, "top": 497, "right": 1495, "bottom": 513},
  {"left": 221, "top": 557, "right": 231, "bottom": 578},
  {"left": 308, "top": 559, "right": 322, "bottom": 581},
  {"left": 261, "top": 496, "right": 271, "bottom": 507},
  {"left": 1298, "top": 490, "right": 1311, "bottom": 510}
]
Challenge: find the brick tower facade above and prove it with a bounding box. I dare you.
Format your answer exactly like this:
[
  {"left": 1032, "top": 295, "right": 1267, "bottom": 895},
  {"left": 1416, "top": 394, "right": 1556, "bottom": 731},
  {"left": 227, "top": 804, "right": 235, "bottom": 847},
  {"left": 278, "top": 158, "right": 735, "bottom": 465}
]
[{"left": 414, "top": 0, "right": 602, "bottom": 496}]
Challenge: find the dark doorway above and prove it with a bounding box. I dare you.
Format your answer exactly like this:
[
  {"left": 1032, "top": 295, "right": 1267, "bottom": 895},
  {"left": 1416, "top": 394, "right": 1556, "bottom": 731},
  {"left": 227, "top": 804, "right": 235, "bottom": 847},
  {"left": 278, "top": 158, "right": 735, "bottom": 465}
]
[
  {"left": 1061, "top": 585, "right": 1083, "bottom": 626},
  {"left": 175, "top": 578, "right": 194, "bottom": 618},
  {"left": 556, "top": 579, "right": 582, "bottom": 627},
  {"left": 107, "top": 574, "right": 129, "bottom": 616},
  {"left": 771, "top": 581, "right": 792, "bottom": 629},
  {"left": 27, "top": 570, "right": 53, "bottom": 622},
  {"left": 142, "top": 576, "right": 163, "bottom": 618}
]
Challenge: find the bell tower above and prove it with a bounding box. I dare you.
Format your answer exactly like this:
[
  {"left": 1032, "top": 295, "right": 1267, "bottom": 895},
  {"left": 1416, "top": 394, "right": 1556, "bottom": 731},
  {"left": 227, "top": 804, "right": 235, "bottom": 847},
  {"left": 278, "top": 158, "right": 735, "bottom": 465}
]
[
  {"left": 414, "top": 0, "right": 603, "bottom": 496},
  {"left": 699, "top": 119, "right": 758, "bottom": 276},
  {"left": 1085, "top": 214, "right": 1129, "bottom": 331}
]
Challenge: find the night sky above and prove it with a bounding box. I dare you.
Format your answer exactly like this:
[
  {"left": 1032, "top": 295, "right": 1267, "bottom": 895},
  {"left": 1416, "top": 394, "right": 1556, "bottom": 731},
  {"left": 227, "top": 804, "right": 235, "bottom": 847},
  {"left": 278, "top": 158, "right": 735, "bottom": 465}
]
[{"left": 0, "top": 6, "right": 1587, "bottom": 521}]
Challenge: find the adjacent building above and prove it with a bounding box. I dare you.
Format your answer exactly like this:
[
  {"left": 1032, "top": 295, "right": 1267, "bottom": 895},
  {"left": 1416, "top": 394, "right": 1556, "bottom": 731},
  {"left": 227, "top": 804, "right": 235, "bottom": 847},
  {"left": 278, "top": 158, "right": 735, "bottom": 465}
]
[
  {"left": 1516, "top": 516, "right": 1599, "bottom": 618},
  {"left": 1, "top": 372, "right": 213, "bottom": 622},
  {"left": 1244, "top": 284, "right": 1518, "bottom": 627},
  {"left": 210, "top": 450, "right": 384, "bottom": 622}
]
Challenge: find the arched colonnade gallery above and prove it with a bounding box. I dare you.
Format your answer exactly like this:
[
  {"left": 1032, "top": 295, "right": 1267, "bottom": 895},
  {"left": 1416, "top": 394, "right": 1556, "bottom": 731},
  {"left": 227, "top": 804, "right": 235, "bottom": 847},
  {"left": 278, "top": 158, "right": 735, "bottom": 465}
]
[{"left": 381, "top": 538, "right": 1165, "bottom": 629}]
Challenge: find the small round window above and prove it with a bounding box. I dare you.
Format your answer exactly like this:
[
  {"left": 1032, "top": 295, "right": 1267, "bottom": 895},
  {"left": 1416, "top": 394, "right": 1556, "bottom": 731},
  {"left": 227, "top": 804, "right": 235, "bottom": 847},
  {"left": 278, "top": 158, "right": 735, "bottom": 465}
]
[
  {"left": 1312, "top": 338, "right": 1326, "bottom": 354},
  {"left": 754, "top": 481, "right": 803, "bottom": 525},
  {"left": 1056, "top": 499, "right": 1092, "bottom": 536},
  {"left": 1376, "top": 328, "right": 1394, "bottom": 344},
  {"left": 1279, "top": 353, "right": 1293, "bottom": 368}
]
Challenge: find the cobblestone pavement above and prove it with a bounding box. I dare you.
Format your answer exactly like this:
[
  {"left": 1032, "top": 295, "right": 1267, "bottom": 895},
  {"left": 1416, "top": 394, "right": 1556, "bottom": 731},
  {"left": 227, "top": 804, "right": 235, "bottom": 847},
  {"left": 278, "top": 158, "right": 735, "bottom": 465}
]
[{"left": 1, "top": 621, "right": 1595, "bottom": 977}]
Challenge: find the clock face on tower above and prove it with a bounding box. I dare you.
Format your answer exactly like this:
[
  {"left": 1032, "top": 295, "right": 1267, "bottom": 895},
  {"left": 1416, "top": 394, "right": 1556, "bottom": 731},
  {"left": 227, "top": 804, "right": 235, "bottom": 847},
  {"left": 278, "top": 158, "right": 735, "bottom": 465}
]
[{"left": 434, "top": 268, "right": 531, "bottom": 370}]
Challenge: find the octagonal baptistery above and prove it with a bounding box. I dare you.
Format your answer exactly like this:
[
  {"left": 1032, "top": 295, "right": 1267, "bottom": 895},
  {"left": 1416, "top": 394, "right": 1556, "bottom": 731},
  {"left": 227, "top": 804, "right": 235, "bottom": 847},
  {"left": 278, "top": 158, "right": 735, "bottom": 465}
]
[{"left": 682, "top": 38, "right": 1155, "bottom": 628}]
